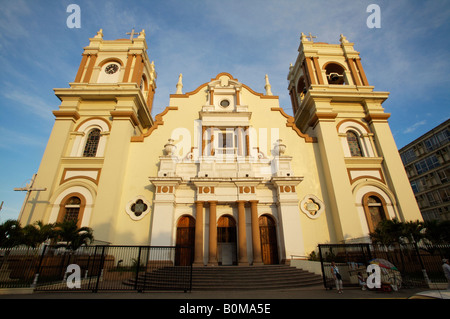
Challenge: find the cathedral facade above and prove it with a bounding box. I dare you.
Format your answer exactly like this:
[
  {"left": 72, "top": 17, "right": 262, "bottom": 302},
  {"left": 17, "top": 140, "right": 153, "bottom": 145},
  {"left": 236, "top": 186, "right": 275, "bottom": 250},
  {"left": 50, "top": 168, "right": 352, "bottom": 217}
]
[{"left": 18, "top": 30, "right": 422, "bottom": 266}]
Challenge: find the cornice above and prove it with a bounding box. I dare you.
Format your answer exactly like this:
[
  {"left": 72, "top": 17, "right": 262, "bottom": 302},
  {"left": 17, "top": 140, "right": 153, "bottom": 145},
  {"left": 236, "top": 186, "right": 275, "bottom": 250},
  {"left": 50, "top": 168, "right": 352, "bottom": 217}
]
[
  {"left": 271, "top": 107, "right": 317, "bottom": 143},
  {"left": 131, "top": 106, "right": 178, "bottom": 142}
]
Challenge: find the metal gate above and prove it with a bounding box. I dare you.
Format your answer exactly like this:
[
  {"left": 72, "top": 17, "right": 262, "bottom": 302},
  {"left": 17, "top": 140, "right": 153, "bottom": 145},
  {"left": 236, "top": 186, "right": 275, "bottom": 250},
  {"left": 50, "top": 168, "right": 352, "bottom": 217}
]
[
  {"left": 1, "top": 245, "right": 192, "bottom": 292},
  {"left": 318, "top": 243, "right": 450, "bottom": 290}
]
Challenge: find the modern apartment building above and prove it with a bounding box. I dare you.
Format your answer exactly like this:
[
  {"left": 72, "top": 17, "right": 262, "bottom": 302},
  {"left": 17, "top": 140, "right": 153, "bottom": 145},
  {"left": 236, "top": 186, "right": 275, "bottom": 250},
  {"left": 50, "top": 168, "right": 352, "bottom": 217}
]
[{"left": 400, "top": 119, "right": 450, "bottom": 221}]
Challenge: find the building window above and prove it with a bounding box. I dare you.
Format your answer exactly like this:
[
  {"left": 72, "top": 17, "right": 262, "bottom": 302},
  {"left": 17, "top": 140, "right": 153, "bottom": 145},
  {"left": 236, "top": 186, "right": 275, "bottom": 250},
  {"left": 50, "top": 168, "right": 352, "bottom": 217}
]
[
  {"left": 83, "top": 128, "right": 101, "bottom": 157},
  {"left": 436, "top": 128, "right": 450, "bottom": 145},
  {"left": 440, "top": 188, "right": 449, "bottom": 202},
  {"left": 414, "top": 154, "right": 441, "bottom": 175},
  {"left": 410, "top": 180, "right": 419, "bottom": 194},
  {"left": 347, "top": 131, "right": 363, "bottom": 157},
  {"left": 217, "top": 129, "right": 237, "bottom": 155},
  {"left": 438, "top": 169, "right": 448, "bottom": 183},
  {"left": 63, "top": 196, "right": 81, "bottom": 223},
  {"left": 401, "top": 148, "right": 417, "bottom": 165},
  {"left": 220, "top": 99, "right": 230, "bottom": 108},
  {"left": 427, "top": 191, "right": 442, "bottom": 206},
  {"left": 424, "top": 136, "right": 439, "bottom": 152},
  {"left": 125, "top": 196, "right": 151, "bottom": 221}
]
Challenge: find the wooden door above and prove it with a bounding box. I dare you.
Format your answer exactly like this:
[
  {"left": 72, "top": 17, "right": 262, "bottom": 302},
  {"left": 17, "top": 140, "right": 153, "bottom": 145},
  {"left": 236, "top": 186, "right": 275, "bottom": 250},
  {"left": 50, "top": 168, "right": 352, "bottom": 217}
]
[
  {"left": 217, "top": 215, "right": 237, "bottom": 265},
  {"left": 259, "top": 215, "right": 279, "bottom": 265},
  {"left": 175, "top": 216, "right": 195, "bottom": 266}
]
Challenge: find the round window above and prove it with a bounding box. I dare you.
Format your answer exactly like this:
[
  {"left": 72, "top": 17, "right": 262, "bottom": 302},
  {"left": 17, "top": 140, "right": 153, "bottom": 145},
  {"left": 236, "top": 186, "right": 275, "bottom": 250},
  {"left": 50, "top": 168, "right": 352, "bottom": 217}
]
[{"left": 220, "top": 99, "right": 230, "bottom": 107}]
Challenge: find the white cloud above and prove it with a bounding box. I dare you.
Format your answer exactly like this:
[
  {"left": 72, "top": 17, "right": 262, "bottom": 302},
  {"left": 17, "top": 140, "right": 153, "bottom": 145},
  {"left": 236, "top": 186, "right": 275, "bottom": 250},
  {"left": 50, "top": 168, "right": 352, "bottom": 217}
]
[
  {"left": 403, "top": 120, "right": 427, "bottom": 134},
  {"left": 0, "top": 126, "right": 46, "bottom": 150},
  {"left": 0, "top": 0, "right": 32, "bottom": 40},
  {"left": 1, "top": 89, "right": 55, "bottom": 120}
]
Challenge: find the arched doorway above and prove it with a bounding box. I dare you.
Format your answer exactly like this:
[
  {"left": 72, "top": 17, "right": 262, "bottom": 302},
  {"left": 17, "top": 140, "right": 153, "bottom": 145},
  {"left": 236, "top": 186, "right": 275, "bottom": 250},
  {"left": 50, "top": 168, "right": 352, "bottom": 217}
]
[
  {"left": 363, "top": 193, "right": 389, "bottom": 233},
  {"left": 259, "top": 215, "right": 279, "bottom": 265},
  {"left": 217, "top": 215, "right": 237, "bottom": 265},
  {"left": 175, "top": 216, "right": 195, "bottom": 266}
]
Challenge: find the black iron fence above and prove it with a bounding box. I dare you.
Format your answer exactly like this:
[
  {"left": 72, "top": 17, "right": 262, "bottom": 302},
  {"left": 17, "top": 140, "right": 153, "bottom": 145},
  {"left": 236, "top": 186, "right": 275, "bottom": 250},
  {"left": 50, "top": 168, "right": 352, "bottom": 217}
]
[
  {"left": 0, "top": 245, "right": 192, "bottom": 292},
  {"left": 318, "top": 243, "right": 450, "bottom": 291}
]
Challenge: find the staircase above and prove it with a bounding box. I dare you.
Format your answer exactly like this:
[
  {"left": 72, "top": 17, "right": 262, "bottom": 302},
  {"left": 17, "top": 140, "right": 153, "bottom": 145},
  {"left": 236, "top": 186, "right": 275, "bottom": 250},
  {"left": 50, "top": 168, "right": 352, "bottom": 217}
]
[{"left": 124, "top": 265, "right": 323, "bottom": 291}]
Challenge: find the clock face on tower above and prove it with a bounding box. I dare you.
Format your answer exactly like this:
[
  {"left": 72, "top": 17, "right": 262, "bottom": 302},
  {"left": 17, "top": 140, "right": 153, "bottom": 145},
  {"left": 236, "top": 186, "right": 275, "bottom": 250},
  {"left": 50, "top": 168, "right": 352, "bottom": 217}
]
[{"left": 105, "top": 63, "right": 119, "bottom": 74}]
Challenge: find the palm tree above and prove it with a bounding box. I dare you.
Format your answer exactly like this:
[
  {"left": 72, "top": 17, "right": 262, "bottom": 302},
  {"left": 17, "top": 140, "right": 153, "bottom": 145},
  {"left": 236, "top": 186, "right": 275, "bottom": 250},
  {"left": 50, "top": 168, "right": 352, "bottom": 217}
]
[
  {"left": 422, "top": 220, "right": 450, "bottom": 245},
  {"left": 21, "top": 221, "right": 57, "bottom": 248},
  {"left": 401, "top": 220, "right": 425, "bottom": 244},
  {"left": 54, "top": 220, "right": 94, "bottom": 251},
  {"left": 0, "top": 220, "right": 22, "bottom": 248},
  {"left": 369, "top": 219, "right": 404, "bottom": 245}
]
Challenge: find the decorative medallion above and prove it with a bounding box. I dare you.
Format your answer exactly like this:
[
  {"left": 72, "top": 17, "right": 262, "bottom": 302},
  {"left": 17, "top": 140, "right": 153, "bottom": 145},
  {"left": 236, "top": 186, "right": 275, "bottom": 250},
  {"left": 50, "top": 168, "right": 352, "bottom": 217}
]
[
  {"left": 300, "top": 194, "right": 324, "bottom": 219},
  {"left": 126, "top": 196, "right": 151, "bottom": 221}
]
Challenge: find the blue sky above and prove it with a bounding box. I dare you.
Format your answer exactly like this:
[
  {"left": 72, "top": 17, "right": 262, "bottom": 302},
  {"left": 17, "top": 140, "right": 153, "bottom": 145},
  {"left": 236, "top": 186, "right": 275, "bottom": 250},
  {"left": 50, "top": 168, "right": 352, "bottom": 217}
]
[{"left": 0, "top": 0, "right": 449, "bottom": 222}]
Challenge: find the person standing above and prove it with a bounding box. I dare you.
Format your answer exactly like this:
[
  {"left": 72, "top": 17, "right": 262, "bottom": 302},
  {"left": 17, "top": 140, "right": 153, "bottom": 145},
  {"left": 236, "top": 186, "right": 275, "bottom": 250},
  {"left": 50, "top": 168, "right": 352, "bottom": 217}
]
[
  {"left": 443, "top": 259, "right": 450, "bottom": 290},
  {"left": 331, "top": 261, "right": 343, "bottom": 293}
]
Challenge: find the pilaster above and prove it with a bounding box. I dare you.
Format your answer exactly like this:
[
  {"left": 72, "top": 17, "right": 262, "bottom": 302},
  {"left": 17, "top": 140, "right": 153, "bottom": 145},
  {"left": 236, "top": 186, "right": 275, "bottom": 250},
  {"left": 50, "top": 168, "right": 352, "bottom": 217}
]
[
  {"left": 364, "top": 112, "right": 422, "bottom": 221},
  {"left": 271, "top": 177, "right": 304, "bottom": 261},
  {"left": 208, "top": 201, "right": 218, "bottom": 266},
  {"left": 236, "top": 200, "right": 249, "bottom": 266},
  {"left": 90, "top": 112, "right": 136, "bottom": 243},
  {"left": 148, "top": 177, "right": 183, "bottom": 246},
  {"left": 194, "top": 200, "right": 205, "bottom": 266},
  {"left": 314, "top": 116, "right": 364, "bottom": 242}
]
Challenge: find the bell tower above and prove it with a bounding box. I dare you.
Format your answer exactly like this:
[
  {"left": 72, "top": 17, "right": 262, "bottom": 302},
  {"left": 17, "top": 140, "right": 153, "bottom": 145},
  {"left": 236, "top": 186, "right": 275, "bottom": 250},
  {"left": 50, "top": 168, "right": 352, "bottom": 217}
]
[
  {"left": 72, "top": 28, "right": 157, "bottom": 117},
  {"left": 18, "top": 29, "right": 158, "bottom": 244},
  {"left": 287, "top": 33, "right": 422, "bottom": 243}
]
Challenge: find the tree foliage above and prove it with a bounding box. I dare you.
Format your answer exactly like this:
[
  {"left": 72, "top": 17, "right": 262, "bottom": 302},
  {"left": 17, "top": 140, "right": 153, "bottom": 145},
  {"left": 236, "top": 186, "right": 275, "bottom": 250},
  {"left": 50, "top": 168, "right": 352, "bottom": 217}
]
[
  {"left": 0, "top": 220, "right": 23, "bottom": 248},
  {"left": 54, "top": 219, "right": 94, "bottom": 251},
  {"left": 370, "top": 218, "right": 450, "bottom": 245},
  {"left": 0, "top": 219, "right": 94, "bottom": 250}
]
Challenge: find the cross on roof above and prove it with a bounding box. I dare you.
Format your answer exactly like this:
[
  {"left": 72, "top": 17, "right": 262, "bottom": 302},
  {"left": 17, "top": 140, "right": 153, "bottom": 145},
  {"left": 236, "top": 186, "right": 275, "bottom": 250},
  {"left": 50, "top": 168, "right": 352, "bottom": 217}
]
[
  {"left": 126, "top": 28, "right": 140, "bottom": 41},
  {"left": 306, "top": 33, "right": 317, "bottom": 42},
  {"left": 13, "top": 174, "right": 47, "bottom": 220}
]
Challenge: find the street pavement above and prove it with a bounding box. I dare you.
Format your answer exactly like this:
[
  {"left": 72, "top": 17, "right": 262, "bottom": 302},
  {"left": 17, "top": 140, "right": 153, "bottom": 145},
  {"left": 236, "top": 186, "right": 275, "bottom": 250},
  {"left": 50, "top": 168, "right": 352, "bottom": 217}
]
[
  {"left": 1, "top": 286, "right": 444, "bottom": 318},
  {"left": 0, "top": 284, "right": 429, "bottom": 299}
]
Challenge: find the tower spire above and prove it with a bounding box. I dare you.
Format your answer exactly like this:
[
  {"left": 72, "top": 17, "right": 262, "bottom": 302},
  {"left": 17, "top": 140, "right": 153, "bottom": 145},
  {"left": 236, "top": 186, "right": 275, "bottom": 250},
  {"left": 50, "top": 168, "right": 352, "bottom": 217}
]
[
  {"left": 176, "top": 73, "right": 183, "bottom": 94},
  {"left": 264, "top": 74, "right": 273, "bottom": 96}
]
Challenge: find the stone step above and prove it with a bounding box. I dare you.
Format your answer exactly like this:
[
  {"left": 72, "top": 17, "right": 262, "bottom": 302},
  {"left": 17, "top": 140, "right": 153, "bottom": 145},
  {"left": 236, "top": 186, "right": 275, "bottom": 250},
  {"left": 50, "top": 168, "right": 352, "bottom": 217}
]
[{"left": 123, "top": 265, "right": 323, "bottom": 291}]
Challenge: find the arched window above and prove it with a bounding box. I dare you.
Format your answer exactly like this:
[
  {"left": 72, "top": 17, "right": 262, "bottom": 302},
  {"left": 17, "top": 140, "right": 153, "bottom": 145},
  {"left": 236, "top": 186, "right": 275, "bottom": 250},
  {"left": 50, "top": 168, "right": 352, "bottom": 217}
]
[
  {"left": 83, "top": 128, "right": 101, "bottom": 157},
  {"left": 71, "top": 118, "right": 110, "bottom": 157},
  {"left": 140, "top": 75, "right": 148, "bottom": 93},
  {"left": 53, "top": 191, "right": 89, "bottom": 228},
  {"left": 347, "top": 131, "right": 363, "bottom": 157},
  {"left": 297, "top": 76, "right": 307, "bottom": 98},
  {"left": 63, "top": 196, "right": 81, "bottom": 223}
]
